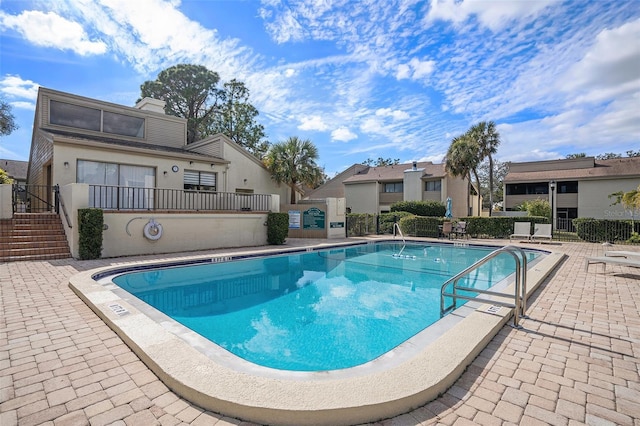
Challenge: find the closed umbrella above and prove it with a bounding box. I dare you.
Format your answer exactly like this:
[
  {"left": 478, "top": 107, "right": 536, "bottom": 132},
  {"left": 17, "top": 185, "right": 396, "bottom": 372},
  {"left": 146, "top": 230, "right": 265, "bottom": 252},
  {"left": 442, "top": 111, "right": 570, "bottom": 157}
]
[{"left": 445, "top": 197, "right": 453, "bottom": 218}]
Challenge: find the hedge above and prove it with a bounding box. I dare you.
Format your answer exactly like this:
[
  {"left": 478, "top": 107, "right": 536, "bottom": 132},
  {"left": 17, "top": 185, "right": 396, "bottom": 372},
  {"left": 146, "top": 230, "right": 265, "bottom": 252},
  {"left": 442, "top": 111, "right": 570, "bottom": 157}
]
[
  {"left": 78, "top": 208, "right": 103, "bottom": 260},
  {"left": 267, "top": 212, "right": 289, "bottom": 245},
  {"left": 573, "top": 218, "right": 638, "bottom": 243},
  {"left": 391, "top": 200, "right": 446, "bottom": 217}
]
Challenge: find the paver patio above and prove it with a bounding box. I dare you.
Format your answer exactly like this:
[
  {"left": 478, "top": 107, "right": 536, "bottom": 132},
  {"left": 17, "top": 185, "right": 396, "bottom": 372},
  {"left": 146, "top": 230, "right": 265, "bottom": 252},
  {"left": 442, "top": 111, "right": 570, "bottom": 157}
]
[{"left": 1, "top": 239, "right": 639, "bottom": 426}]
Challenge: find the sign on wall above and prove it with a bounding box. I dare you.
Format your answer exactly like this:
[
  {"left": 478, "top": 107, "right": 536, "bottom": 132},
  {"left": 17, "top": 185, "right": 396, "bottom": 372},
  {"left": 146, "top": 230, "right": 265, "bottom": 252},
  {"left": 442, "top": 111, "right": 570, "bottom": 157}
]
[
  {"left": 303, "top": 207, "right": 325, "bottom": 229},
  {"left": 288, "top": 210, "right": 301, "bottom": 229}
]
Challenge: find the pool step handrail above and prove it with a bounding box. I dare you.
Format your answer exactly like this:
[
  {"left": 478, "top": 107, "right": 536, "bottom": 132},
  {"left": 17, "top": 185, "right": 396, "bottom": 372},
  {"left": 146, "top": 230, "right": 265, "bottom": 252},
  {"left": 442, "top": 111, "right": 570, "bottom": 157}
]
[
  {"left": 440, "top": 245, "right": 528, "bottom": 328},
  {"left": 393, "top": 223, "right": 407, "bottom": 256}
]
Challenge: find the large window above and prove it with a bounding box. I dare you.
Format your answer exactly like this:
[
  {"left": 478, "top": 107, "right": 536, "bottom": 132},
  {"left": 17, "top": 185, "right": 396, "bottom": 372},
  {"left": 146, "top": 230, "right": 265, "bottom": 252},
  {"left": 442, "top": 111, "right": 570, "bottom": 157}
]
[
  {"left": 77, "top": 160, "right": 155, "bottom": 209},
  {"left": 50, "top": 100, "right": 101, "bottom": 132},
  {"left": 184, "top": 170, "right": 217, "bottom": 191},
  {"left": 558, "top": 181, "right": 578, "bottom": 194},
  {"left": 425, "top": 180, "right": 441, "bottom": 191},
  {"left": 383, "top": 182, "right": 403, "bottom": 193},
  {"left": 506, "top": 182, "right": 549, "bottom": 195},
  {"left": 103, "top": 111, "right": 145, "bottom": 138},
  {"left": 49, "top": 100, "right": 145, "bottom": 138}
]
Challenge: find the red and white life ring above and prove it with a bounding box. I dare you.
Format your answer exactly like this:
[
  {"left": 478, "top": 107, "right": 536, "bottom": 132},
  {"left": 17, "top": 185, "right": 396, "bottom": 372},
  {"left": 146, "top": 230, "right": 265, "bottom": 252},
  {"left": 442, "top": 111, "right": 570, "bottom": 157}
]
[{"left": 143, "top": 219, "right": 163, "bottom": 241}]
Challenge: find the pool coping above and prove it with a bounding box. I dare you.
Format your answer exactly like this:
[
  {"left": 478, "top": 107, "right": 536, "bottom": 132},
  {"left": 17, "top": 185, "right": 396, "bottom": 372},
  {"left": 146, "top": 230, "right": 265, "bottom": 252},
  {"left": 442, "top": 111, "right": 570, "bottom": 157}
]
[{"left": 68, "top": 240, "right": 566, "bottom": 425}]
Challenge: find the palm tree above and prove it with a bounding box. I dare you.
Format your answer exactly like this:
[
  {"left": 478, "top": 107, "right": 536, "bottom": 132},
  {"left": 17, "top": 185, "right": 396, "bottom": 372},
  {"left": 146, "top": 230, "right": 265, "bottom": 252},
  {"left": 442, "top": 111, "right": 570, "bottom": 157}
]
[
  {"left": 469, "top": 121, "right": 501, "bottom": 216},
  {"left": 445, "top": 134, "right": 482, "bottom": 216},
  {"left": 264, "top": 136, "right": 323, "bottom": 204}
]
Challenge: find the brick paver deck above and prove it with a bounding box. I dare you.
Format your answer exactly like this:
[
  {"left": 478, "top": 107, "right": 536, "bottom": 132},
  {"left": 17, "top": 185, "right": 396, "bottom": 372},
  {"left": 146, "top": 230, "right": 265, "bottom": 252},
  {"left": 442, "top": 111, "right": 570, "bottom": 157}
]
[{"left": 1, "top": 240, "right": 639, "bottom": 425}]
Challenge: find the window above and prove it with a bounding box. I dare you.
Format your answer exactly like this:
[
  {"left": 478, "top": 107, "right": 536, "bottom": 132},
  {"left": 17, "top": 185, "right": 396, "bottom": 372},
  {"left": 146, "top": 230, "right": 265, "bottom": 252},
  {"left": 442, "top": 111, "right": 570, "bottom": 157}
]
[
  {"left": 506, "top": 182, "right": 550, "bottom": 196},
  {"left": 184, "top": 170, "right": 217, "bottom": 191},
  {"left": 558, "top": 181, "right": 578, "bottom": 194},
  {"left": 50, "top": 100, "right": 101, "bottom": 132},
  {"left": 383, "top": 182, "right": 403, "bottom": 193},
  {"left": 77, "top": 160, "right": 155, "bottom": 209},
  {"left": 425, "top": 180, "right": 441, "bottom": 191},
  {"left": 103, "top": 111, "right": 145, "bottom": 138},
  {"left": 49, "top": 100, "right": 145, "bottom": 138}
]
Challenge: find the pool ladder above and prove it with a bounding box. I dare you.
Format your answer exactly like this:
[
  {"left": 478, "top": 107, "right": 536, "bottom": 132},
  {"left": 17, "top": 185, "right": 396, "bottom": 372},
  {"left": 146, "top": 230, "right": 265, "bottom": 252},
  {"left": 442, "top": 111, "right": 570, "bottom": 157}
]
[
  {"left": 393, "top": 223, "right": 407, "bottom": 257},
  {"left": 440, "top": 246, "right": 528, "bottom": 328}
]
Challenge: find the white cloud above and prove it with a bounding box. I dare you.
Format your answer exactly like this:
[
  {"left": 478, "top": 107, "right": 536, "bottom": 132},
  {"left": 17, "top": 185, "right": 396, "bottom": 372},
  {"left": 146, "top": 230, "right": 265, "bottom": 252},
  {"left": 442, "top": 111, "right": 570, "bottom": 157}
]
[
  {"left": 0, "top": 75, "right": 39, "bottom": 101},
  {"left": 0, "top": 10, "right": 107, "bottom": 55},
  {"left": 559, "top": 18, "right": 640, "bottom": 104},
  {"left": 298, "top": 115, "right": 328, "bottom": 131},
  {"left": 376, "top": 108, "right": 410, "bottom": 120},
  {"left": 331, "top": 127, "right": 357, "bottom": 142},
  {"left": 395, "top": 58, "right": 435, "bottom": 81},
  {"left": 426, "top": 0, "right": 554, "bottom": 31},
  {"left": 284, "top": 68, "right": 296, "bottom": 77}
]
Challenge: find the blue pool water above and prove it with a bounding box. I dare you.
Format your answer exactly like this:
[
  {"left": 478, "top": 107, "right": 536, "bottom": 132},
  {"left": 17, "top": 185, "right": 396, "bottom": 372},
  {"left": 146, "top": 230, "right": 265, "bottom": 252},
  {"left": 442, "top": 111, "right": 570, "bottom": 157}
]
[{"left": 112, "top": 242, "right": 539, "bottom": 371}]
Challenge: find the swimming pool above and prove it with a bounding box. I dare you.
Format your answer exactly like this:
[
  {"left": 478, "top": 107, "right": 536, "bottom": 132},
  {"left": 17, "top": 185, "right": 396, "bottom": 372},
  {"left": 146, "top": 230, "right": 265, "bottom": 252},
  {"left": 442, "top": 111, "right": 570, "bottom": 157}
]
[
  {"left": 111, "top": 242, "right": 539, "bottom": 371},
  {"left": 70, "top": 240, "right": 563, "bottom": 425}
]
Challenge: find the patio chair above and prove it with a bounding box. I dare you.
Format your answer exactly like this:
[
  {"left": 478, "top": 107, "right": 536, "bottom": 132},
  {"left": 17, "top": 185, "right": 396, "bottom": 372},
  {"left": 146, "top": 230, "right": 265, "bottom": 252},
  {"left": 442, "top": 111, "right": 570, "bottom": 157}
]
[
  {"left": 531, "top": 224, "right": 552, "bottom": 242},
  {"left": 451, "top": 221, "right": 467, "bottom": 239},
  {"left": 510, "top": 222, "right": 531, "bottom": 241}
]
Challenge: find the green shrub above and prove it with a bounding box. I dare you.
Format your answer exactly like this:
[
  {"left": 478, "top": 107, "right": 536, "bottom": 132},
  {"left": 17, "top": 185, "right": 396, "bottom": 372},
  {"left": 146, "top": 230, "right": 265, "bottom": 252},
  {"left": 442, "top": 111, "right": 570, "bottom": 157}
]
[
  {"left": 379, "top": 211, "right": 413, "bottom": 234},
  {"left": 399, "top": 215, "right": 443, "bottom": 237},
  {"left": 573, "top": 218, "right": 634, "bottom": 243},
  {"left": 78, "top": 208, "right": 103, "bottom": 260},
  {"left": 391, "top": 200, "right": 445, "bottom": 217},
  {"left": 464, "top": 216, "right": 548, "bottom": 238},
  {"left": 267, "top": 212, "right": 289, "bottom": 245}
]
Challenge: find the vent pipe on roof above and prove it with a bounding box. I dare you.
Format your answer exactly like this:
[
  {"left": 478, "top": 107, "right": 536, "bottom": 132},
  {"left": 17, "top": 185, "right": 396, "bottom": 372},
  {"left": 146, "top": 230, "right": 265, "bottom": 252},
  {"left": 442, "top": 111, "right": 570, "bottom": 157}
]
[{"left": 412, "top": 161, "right": 417, "bottom": 170}]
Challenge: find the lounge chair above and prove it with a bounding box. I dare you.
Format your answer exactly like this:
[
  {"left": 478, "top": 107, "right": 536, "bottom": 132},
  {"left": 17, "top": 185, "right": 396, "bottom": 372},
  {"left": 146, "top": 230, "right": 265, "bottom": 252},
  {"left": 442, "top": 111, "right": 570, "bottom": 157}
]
[
  {"left": 531, "top": 224, "right": 552, "bottom": 242},
  {"left": 510, "top": 222, "right": 531, "bottom": 241},
  {"left": 604, "top": 250, "right": 640, "bottom": 260},
  {"left": 585, "top": 256, "right": 640, "bottom": 272}
]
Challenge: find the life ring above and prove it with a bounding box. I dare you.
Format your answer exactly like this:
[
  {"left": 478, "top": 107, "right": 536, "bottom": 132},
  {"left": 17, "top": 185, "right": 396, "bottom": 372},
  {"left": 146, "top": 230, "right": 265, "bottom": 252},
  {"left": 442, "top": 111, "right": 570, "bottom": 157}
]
[{"left": 143, "top": 219, "right": 163, "bottom": 241}]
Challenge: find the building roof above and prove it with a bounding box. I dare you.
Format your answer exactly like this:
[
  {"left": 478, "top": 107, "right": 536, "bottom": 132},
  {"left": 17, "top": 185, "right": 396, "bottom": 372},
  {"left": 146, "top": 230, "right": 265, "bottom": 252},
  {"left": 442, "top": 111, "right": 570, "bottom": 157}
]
[
  {"left": 43, "top": 128, "right": 225, "bottom": 162},
  {"left": 342, "top": 161, "right": 446, "bottom": 184},
  {"left": 0, "top": 159, "right": 28, "bottom": 180},
  {"left": 504, "top": 157, "right": 640, "bottom": 183}
]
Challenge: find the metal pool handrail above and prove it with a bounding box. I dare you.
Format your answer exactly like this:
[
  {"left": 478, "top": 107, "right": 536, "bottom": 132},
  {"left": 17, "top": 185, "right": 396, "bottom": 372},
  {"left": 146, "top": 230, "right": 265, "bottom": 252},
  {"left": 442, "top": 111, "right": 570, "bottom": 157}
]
[{"left": 440, "top": 245, "right": 528, "bottom": 328}]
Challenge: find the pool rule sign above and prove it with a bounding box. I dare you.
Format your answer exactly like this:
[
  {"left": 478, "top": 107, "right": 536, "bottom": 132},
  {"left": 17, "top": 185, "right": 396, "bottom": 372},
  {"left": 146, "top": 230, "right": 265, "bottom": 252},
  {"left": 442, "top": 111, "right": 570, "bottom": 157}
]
[{"left": 303, "top": 207, "right": 325, "bottom": 229}]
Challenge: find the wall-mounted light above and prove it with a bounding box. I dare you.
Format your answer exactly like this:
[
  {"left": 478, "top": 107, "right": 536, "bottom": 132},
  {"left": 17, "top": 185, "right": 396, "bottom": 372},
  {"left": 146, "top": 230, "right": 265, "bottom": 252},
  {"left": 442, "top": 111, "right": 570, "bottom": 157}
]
[
  {"left": 189, "top": 161, "right": 194, "bottom": 165},
  {"left": 243, "top": 178, "right": 248, "bottom": 184},
  {"left": 163, "top": 171, "right": 168, "bottom": 176},
  {"left": 64, "top": 161, "right": 69, "bottom": 169},
  {"left": 211, "top": 164, "right": 215, "bottom": 168}
]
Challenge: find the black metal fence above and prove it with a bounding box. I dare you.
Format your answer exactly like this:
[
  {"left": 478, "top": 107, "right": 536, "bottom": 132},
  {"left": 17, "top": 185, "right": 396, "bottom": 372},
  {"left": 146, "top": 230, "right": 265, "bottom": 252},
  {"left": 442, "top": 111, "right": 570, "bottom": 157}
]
[
  {"left": 12, "top": 184, "right": 58, "bottom": 213},
  {"left": 88, "top": 185, "right": 272, "bottom": 212},
  {"left": 346, "top": 214, "right": 640, "bottom": 245}
]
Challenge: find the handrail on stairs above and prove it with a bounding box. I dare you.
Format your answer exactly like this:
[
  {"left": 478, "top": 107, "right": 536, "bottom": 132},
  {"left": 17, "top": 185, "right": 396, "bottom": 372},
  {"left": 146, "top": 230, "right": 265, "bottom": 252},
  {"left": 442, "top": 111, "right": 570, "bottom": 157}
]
[{"left": 440, "top": 245, "right": 528, "bottom": 328}]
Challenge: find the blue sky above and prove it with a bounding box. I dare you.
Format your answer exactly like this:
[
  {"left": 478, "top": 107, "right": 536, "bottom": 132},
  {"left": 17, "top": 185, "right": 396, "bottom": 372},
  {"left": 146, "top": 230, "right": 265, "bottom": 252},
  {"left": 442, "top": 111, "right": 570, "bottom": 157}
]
[{"left": 1, "top": 0, "right": 639, "bottom": 177}]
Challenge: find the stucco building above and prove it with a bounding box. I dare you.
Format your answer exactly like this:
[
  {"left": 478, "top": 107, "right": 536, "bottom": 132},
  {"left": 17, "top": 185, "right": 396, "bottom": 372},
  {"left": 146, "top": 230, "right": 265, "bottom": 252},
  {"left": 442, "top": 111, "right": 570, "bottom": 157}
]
[
  {"left": 307, "top": 161, "right": 480, "bottom": 218},
  {"left": 503, "top": 156, "right": 640, "bottom": 231}
]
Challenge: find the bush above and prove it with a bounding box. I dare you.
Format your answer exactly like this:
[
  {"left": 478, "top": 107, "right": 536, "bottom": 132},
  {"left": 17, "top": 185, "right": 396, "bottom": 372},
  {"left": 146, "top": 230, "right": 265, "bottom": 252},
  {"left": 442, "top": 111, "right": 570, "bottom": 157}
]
[
  {"left": 573, "top": 218, "right": 635, "bottom": 243},
  {"left": 464, "top": 216, "right": 548, "bottom": 238},
  {"left": 379, "top": 211, "right": 413, "bottom": 234},
  {"left": 399, "top": 215, "right": 443, "bottom": 237},
  {"left": 78, "top": 208, "right": 103, "bottom": 260},
  {"left": 267, "top": 212, "right": 289, "bottom": 245},
  {"left": 391, "top": 200, "right": 445, "bottom": 217}
]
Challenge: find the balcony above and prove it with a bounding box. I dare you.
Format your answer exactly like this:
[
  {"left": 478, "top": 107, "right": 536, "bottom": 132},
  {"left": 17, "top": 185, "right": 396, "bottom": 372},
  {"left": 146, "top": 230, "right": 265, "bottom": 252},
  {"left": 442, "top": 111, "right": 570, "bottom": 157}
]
[{"left": 88, "top": 185, "right": 272, "bottom": 212}]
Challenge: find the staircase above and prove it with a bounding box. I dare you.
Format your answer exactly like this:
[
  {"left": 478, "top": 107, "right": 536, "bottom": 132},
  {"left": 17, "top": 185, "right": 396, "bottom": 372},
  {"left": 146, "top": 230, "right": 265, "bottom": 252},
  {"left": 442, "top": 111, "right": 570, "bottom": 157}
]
[{"left": 0, "top": 213, "right": 71, "bottom": 262}]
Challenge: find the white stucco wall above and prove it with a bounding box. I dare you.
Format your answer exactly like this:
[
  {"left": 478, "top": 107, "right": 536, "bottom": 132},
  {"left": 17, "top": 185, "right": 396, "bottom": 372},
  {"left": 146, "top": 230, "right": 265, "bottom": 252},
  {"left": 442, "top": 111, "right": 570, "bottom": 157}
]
[
  {"left": 578, "top": 178, "right": 640, "bottom": 219},
  {"left": 403, "top": 169, "right": 423, "bottom": 201},
  {"left": 0, "top": 184, "right": 12, "bottom": 219},
  {"left": 100, "top": 212, "right": 269, "bottom": 258},
  {"left": 345, "top": 182, "right": 379, "bottom": 214}
]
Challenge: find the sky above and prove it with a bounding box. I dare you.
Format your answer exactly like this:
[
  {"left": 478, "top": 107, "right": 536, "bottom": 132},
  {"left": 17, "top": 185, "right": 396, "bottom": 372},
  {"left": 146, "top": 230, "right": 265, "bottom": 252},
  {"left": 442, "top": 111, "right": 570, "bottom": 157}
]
[{"left": 0, "top": 0, "right": 639, "bottom": 177}]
